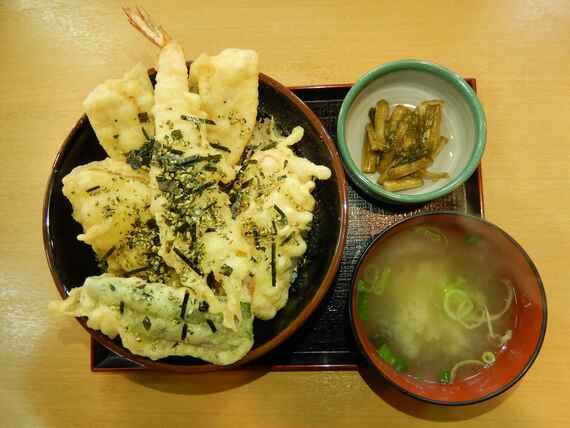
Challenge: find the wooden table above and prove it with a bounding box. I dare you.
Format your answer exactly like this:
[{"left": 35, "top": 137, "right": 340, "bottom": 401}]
[{"left": 1, "top": 0, "right": 568, "bottom": 426}]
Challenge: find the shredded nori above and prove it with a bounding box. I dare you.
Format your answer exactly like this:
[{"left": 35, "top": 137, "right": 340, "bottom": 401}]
[
  {"left": 238, "top": 144, "right": 255, "bottom": 165},
  {"left": 189, "top": 222, "right": 197, "bottom": 243},
  {"left": 156, "top": 176, "right": 177, "bottom": 193},
  {"left": 230, "top": 192, "right": 243, "bottom": 219},
  {"left": 167, "top": 147, "right": 183, "bottom": 155},
  {"left": 138, "top": 112, "right": 149, "bottom": 123},
  {"left": 126, "top": 140, "right": 154, "bottom": 169},
  {"left": 141, "top": 127, "right": 152, "bottom": 142},
  {"left": 86, "top": 186, "right": 100, "bottom": 193},
  {"left": 206, "top": 319, "right": 217, "bottom": 333},
  {"left": 273, "top": 204, "right": 287, "bottom": 224},
  {"left": 252, "top": 226, "right": 261, "bottom": 250},
  {"left": 102, "top": 246, "right": 116, "bottom": 260},
  {"left": 281, "top": 233, "right": 294, "bottom": 245},
  {"left": 210, "top": 142, "right": 231, "bottom": 153},
  {"left": 180, "top": 291, "right": 189, "bottom": 320},
  {"left": 271, "top": 242, "right": 276, "bottom": 287},
  {"left": 260, "top": 141, "right": 277, "bottom": 151},
  {"left": 180, "top": 114, "right": 216, "bottom": 125},
  {"left": 119, "top": 301, "right": 124, "bottom": 315},
  {"left": 194, "top": 181, "right": 214, "bottom": 194},
  {"left": 173, "top": 247, "right": 202, "bottom": 275},
  {"left": 176, "top": 154, "right": 221, "bottom": 167},
  {"left": 181, "top": 323, "right": 188, "bottom": 340},
  {"left": 124, "top": 266, "right": 149, "bottom": 276}
]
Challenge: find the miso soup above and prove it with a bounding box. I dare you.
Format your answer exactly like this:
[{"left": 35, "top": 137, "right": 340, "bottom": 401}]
[{"left": 356, "top": 225, "right": 515, "bottom": 384}]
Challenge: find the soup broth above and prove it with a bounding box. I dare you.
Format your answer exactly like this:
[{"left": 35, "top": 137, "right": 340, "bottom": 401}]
[{"left": 356, "top": 225, "right": 515, "bottom": 383}]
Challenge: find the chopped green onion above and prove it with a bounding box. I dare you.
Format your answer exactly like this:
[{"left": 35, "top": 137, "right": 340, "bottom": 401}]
[
  {"left": 482, "top": 351, "right": 496, "bottom": 365},
  {"left": 393, "top": 357, "right": 408, "bottom": 373},
  {"left": 439, "top": 370, "right": 451, "bottom": 384},
  {"left": 443, "top": 288, "right": 474, "bottom": 321},
  {"left": 357, "top": 291, "right": 369, "bottom": 321},
  {"left": 377, "top": 344, "right": 397, "bottom": 366},
  {"left": 357, "top": 279, "right": 370, "bottom": 292},
  {"left": 359, "top": 267, "right": 391, "bottom": 296}
]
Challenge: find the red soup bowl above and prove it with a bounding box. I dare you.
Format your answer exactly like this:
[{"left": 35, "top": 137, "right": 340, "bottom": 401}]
[{"left": 349, "top": 212, "right": 547, "bottom": 405}]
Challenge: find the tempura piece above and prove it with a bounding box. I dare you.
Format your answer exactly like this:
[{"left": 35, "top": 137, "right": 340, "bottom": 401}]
[
  {"left": 62, "top": 158, "right": 152, "bottom": 255},
  {"left": 233, "top": 121, "right": 331, "bottom": 319},
  {"left": 190, "top": 49, "right": 259, "bottom": 166},
  {"left": 83, "top": 64, "right": 155, "bottom": 159},
  {"left": 50, "top": 275, "right": 254, "bottom": 365}
]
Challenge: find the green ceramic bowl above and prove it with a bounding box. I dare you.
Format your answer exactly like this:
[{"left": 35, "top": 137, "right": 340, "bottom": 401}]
[{"left": 337, "top": 60, "right": 486, "bottom": 204}]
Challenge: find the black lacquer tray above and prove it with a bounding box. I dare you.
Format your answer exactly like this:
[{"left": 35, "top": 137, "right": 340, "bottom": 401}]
[{"left": 91, "top": 80, "right": 484, "bottom": 371}]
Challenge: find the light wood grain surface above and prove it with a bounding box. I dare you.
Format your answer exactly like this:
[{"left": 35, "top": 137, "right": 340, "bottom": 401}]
[{"left": 1, "top": 0, "right": 569, "bottom": 426}]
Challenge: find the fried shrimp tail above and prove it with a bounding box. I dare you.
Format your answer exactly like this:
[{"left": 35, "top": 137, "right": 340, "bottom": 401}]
[{"left": 122, "top": 6, "right": 171, "bottom": 48}]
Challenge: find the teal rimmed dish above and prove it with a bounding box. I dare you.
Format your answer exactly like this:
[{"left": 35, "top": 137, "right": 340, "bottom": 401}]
[{"left": 337, "top": 60, "right": 487, "bottom": 204}]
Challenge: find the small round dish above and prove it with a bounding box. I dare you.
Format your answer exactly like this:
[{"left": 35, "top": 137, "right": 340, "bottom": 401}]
[
  {"left": 349, "top": 212, "right": 547, "bottom": 405},
  {"left": 337, "top": 60, "right": 486, "bottom": 204}
]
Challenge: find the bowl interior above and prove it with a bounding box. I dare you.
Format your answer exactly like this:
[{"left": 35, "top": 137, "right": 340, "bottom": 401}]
[
  {"left": 44, "top": 72, "right": 347, "bottom": 371},
  {"left": 350, "top": 213, "right": 546, "bottom": 405},
  {"left": 339, "top": 61, "right": 485, "bottom": 203}
]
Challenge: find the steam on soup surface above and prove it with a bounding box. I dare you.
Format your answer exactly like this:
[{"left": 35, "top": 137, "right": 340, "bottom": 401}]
[{"left": 356, "top": 225, "right": 515, "bottom": 383}]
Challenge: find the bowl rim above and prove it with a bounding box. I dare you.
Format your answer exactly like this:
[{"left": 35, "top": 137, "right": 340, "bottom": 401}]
[
  {"left": 43, "top": 69, "right": 349, "bottom": 372},
  {"left": 349, "top": 211, "right": 547, "bottom": 405},
  {"left": 336, "top": 59, "right": 487, "bottom": 204}
]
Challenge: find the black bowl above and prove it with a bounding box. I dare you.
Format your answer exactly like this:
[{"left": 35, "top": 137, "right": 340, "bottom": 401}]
[{"left": 43, "top": 69, "right": 348, "bottom": 372}]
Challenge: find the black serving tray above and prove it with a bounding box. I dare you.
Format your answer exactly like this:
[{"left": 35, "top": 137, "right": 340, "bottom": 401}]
[{"left": 91, "top": 80, "right": 484, "bottom": 371}]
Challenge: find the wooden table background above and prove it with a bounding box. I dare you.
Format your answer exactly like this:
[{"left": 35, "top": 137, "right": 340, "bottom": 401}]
[{"left": 1, "top": 0, "right": 569, "bottom": 426}]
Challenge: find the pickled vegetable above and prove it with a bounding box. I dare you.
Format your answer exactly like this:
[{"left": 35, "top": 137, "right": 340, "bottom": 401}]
[{"left": 359, "top": 98, "right": 449, "bottom": 192}]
